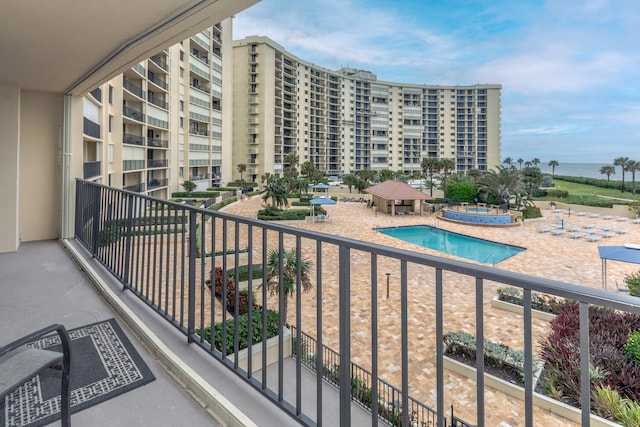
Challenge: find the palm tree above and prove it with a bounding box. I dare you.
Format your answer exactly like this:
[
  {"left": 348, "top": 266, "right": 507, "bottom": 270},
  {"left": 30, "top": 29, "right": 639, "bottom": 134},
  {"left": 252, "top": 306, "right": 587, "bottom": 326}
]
[
  {"left": 548, "top": 160, "right": 559, "bottom": 179},
  {"left": 265, "top": 248, "right": 312, "bottom": 323},
  {"left": 517, "top": 158, "right": 524, "bottom": 170},
  {"left": 421, "top": 157, "right": 441, "bottom": 197},
  {"left": 522, "top": 166, "right": 543, "bottom": 198},
  {"left": 379, "top": 169, "right": 394, "bottom": 182},
  {"left": 614, "top": 157, "right": 629, "bottom": 192},
  {"left": 531, "top": 158, "right": 541, "bottom": 168},
  {"left": 262, "top": 178, "right": 288, "bottom": 208},
  {"left": 341, "top": 174, "right": 358, "bottom": 194},
  {"left": 355, "top": 169, "right": 377, "bottom": 188},
  {"left": 237, "top": 163, "right": 247, "bottom": 189},
  {"left": 600, "top": 165, "right": 615, "bottom": 181},
  {"left": 300, "top": 161, "right": 316, "bottom": 178},
  {"left": 626, "top": 160, "right": 639, "bottom": 194},
  {"left": 439, "top": 158, "right": 455, "bottom": 198},
  {"left": 476, "top": 167, "right": 524, "bottom": 208},
  {"left": 503, "top": 157, "right": 513, "bottom": 168}
]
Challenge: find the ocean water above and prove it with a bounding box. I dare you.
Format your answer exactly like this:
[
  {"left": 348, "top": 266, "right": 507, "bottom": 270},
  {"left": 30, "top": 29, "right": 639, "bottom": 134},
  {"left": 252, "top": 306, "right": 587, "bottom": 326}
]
[{"left": 538, "top": 162, "right": 631, "bottom": 180}]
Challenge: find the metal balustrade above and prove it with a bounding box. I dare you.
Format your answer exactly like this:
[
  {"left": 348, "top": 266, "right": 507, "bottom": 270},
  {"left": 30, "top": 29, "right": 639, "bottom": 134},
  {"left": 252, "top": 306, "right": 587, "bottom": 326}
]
[{"left": 74, "top": 180, "right": 640, "bottom": 427}]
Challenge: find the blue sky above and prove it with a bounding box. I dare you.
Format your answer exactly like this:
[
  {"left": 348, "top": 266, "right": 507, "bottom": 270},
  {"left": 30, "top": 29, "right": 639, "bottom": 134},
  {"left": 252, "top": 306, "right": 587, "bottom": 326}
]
[{"left": 233, "top": 0, "right": 640, "bottom": 164}]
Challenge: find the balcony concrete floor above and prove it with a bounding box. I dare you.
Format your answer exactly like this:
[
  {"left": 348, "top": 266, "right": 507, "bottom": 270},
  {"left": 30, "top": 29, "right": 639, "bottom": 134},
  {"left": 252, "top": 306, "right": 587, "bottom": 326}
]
[{"left": 1, "top": 240, "right": 369, "bottom": 426}]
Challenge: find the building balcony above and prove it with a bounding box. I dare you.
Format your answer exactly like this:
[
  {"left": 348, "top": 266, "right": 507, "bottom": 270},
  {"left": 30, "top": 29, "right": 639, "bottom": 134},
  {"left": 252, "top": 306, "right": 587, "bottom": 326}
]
[
  {"left": 147, "top": 178, "right": 168, "bottom": 189},
  {"left": 123, "top": 106, "right": 145, "bottom": 123},
  {"left": 123, "top": 182, "right": 146, "bottom": 192},
  {"left": 147, "top": 158, "right": 168, "bottom": 168},
  {"left": 82, "top": 160, "right": 101, "bottom": 179},
  {"left": 83, "top": 117, "right": 101, "bottom": 139},
  {"left": 123, "top": 133, "right": 145, "bottom": 146},
  {"left": 149, "top": 55, "right": 169, "bottom": 72},
  {"left": 148, "top": 94, "right": 168, "bottom": 110},
  {"left": 123, "top": 79, "right": 144, "bottom": 99},
  {"left": 147, "top": 73, "right": 168, "bottom": 91},
  {"left": 147, "top": 137, "right": 169, "bottom": 148},
  {"left": 59, "top": 181, "right": 640, "bottom": 427}
]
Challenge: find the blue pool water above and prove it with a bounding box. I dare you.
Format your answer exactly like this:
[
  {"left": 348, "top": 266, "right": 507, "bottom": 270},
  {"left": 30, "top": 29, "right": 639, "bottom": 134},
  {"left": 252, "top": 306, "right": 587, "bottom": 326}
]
[
  {"left": 376, "top": 225, "right": 525, "bottom": 264},
  {"left": 465, "top": 207, "right": 491, "bottom": 213}
]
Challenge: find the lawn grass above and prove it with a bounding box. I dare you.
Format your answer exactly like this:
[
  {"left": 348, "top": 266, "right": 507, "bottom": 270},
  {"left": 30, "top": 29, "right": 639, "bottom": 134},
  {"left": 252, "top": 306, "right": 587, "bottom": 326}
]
[{"left": 551, "top": 179, "right": 640, "bottom": 200}]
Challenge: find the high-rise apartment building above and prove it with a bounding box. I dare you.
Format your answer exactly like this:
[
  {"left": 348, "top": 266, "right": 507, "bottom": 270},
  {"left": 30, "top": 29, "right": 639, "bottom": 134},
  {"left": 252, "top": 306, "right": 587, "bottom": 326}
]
[
  {"left": 232, "top": 36, "right": 501, "bottom": 183},
  {"left": 80, "top": 20, "right": 234, "bottom": 196}
]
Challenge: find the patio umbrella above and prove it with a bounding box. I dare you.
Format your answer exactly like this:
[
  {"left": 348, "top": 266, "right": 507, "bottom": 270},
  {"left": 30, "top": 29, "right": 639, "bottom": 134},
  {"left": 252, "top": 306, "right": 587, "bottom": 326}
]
[
  {"left": 598, "top": 245, "right": 640, "bottom": 290},
  {"left": 309, "top": 196, "right": 337, "bottom": 222}
]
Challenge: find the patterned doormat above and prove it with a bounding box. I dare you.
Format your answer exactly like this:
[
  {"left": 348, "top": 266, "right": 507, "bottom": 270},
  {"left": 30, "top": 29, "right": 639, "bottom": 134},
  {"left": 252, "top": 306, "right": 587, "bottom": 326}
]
[{"left": 1, "top": 319, "right": 155, "bottom": 427}]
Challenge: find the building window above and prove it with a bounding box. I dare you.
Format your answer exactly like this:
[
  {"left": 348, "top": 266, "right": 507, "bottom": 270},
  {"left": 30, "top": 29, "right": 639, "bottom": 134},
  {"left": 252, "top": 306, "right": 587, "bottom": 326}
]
[
  {"left": 108, "top": 115, "right": 113, "bottom": 132},
  {"left": 179, "top": 100, "right": 184, "bottom": 112},
  {"left": 179, "top": 117, "right": 184, "bottom": 128},
  {"left": 180, "top": 67, "right": 184, "bottom": 78},
  {"left": 180, "top": 51, "right": 184, "bottom": 61},
  {"left": 108, "top": 86, "right": 113, "bottom": 104},
  {"left": 179, "top": 167, "right": 184, "bottom": 177}
]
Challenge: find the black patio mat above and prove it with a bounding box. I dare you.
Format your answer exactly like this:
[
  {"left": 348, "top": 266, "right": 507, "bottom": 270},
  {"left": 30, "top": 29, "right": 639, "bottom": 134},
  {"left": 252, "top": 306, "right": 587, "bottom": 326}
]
[{"left": 1, "top": 318, "right": 155, "bottom": 427}]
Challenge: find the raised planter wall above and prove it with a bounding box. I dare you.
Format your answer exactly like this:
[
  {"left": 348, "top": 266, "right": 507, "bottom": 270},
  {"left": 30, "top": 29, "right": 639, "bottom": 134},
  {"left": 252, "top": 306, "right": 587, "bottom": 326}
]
[
  {"left": 490, "top": 295, "right": 556, "bottom": 322},
  {"left": 229, "top": 327, "right": 292, "bottom": 372},
  {"left": 443, "top": 356, "right": 619, "bottom": 427}
]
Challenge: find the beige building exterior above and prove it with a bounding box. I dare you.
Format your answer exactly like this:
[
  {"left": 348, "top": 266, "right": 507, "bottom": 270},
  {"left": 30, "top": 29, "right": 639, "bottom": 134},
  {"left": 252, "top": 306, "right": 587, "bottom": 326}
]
[
  {"left": 78, "top": 20, "right": 234, "bottom": 198},
  {"left": 232, "top": 36, "right": 501, "bottom": 183}
]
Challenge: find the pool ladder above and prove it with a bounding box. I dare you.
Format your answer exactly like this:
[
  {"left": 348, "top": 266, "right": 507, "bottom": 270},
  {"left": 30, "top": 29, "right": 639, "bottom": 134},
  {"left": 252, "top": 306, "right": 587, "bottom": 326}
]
[{"left": 484, "top": 253, "right": 497, "bottom": 267}]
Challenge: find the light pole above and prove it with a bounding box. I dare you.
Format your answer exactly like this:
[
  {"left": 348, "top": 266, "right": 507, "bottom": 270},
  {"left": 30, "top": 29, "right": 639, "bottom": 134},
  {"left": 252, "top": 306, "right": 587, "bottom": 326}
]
[{"left": 386, "top": 273, "right": 390, "bottom": 298}]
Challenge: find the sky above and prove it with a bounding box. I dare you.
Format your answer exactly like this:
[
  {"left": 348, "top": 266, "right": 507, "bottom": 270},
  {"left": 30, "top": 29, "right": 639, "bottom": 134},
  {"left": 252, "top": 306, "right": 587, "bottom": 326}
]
[{"left": 233, "top": 0, "right": 640, "bottom": 165}]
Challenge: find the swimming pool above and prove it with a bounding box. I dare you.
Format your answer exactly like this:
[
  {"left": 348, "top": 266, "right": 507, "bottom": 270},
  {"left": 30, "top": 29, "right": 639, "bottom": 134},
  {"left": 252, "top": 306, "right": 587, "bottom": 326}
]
[{"left": 376, "top": 225, "right": 525, "bottom": 264}]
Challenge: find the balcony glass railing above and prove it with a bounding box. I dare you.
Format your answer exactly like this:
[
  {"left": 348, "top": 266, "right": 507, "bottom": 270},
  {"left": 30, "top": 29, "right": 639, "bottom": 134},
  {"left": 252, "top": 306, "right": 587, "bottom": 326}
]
[
  {"left": 122, "top": 106, "right": 145, "bottom": 122},
  {"left": 123, "top": 79, "right": 144, "bottom": 99},
  {"left": 82, "top": 161, "right": 101, "bottom": 179},
  {"left": 73, "top": 180, "right": 640, "bottom": 427},
  {"left": 83, "top": 117, "right": 101, "bottom": 139}
]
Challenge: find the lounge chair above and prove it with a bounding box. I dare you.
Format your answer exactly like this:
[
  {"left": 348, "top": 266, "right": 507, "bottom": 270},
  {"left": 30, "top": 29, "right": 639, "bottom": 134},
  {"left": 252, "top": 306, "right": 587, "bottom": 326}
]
[
  {"left": 568, "top": 232, "right": 585, "bottom": 239},
  {"left": 589, "top": 213, "right": 600, "bottom": 218},
  {"left": 617, "top": 281, "right": 630, "bottom": 294},
  {"left": 616, "top": 217, "right": 628, "bottom": 222},
  {"left": 601, "top": 231, "right": 616, "bottom": 238},
  {"left": 585, "top": 235, "right": 602, "bottom": 242},
  {"left": 0, "top": 324, "right": 72, "bottom": 427},
  {"left": 577, "top": 212, "right": 587, "bottom": 216},
  {"left": 614, "top": 228, "right": 628, "bottom": 234},
  {"left": 537, "top": 227, "right": 551, "bottom": 233},
  {"left": 602, "top": 215, "right": 614, "bottom": 220},
  {"left": 550, "top": 229, "right": 566, "bottom": 236}
]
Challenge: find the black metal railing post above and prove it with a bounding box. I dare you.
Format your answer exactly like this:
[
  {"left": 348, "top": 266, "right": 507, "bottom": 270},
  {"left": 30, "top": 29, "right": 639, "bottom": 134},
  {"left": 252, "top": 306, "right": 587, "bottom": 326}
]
[
  {"left": 187, "top": 210, "right": 197, "bottom": 343},
  {"left": 339, "top": 245, "right": 351, "bottom": 424}
]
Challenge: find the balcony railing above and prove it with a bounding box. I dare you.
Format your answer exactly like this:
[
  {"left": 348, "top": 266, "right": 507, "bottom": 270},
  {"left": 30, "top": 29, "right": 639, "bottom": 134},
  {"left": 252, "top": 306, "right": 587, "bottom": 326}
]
[
  {"left": 147, "top": 159, "right": 168, "bottom": 168},
  {"left": 83, "top": 117, "right": 101, "bottom": 139},
  {"left": 123, "top": 133, "right": 144, "bottom": 146},
  {"left": 150, "top": 55, "right": 169, "bottom": 72},
  {"left": 90, "top": 87, "right": 102, "bottom": 102},
  {"left": 82, "top": 161, "right": 101, "bottom": 179},
  {"left": 147, "top": 137, "right": 168, "bottom": 148},
  {"left": 73, "top": 180, "right": 640, "bottom": 427},
  {"left": 147, "top": 178, "right": 168, "bottom": 189},
  {"left": 122, "top": 160, "right": 145, "bottom": 171},
  {"left": 147, "top": 73, "right": 168, "bottom": 90},
  {"left": 122, "top": 183, "right": 145, "bottom": 193},
  {"left": 123, "top": 106, "right": 145, "bottom": 122},
  {"left": 148, "top": 94, "right": 168, "bottom": 110},
  {"left": 123, "top": 79, "right": 144, "bottom": 99}
]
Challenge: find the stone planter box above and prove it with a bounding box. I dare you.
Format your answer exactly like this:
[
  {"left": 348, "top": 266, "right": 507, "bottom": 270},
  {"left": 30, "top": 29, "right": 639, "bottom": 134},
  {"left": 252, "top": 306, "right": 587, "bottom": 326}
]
[
  {"left": 443, "top": 355, "right": 618, "bottom": 426},
  {"left": 490, "top": 295, "right": 556, "bottom": 322},
  {"left": 229, "top": 327, "right": 292, "bottom": 372}
]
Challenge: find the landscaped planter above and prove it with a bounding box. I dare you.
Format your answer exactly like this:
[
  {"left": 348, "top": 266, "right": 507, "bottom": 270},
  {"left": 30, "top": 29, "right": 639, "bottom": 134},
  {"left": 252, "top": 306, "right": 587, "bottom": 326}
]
[
  {"left": 443, "top": 355, "right": 618, "bottom": 427},
  {"left": 490, "top": 295, "right": 556, "bottom": 322},
  {"left": 228, "top": 327, "right": 292, "bottom": 372}
]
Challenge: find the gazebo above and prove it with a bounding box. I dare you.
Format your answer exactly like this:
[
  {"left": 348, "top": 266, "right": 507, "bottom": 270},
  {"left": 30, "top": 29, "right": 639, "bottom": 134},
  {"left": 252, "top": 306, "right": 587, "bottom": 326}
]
[{"left": 365, "top": 180, "right": 433, "bottom": 216}]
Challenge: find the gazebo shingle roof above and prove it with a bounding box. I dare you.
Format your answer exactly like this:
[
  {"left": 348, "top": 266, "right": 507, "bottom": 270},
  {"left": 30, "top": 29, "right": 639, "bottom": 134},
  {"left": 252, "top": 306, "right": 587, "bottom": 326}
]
[{"left": 364, "top": 180, "right": 433, "bottom": 200}]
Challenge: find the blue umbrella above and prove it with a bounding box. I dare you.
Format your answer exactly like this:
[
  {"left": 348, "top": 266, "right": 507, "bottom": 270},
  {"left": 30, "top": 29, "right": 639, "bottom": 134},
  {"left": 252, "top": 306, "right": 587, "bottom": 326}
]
[
  {"left": 309, "top": 197, "right": 337, "bottom": 222},
  {"left": 312, "top": 183, "right": 330, "bottom": 189}
]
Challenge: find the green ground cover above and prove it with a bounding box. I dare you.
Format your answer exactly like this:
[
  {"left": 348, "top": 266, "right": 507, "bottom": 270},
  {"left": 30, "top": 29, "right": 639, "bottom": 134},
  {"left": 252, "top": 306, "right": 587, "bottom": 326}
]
[{"left": 535, "top": 179, "right": 640, "bottom": 207}]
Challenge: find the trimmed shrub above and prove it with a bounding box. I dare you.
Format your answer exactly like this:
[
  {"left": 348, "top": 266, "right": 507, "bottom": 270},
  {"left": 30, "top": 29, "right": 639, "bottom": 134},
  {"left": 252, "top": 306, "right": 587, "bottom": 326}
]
[
  {"left": 497, "top": 287, "right": 565, "bottom": 314},
  {"left": 227, "top": 264, "right": 264, "bottom": 282},
  {"left": 546, "top": 189, "right": 569, "bottom": 198},
  {"left": 171, "top": 191, "right": 220, "bottom": 198},
  {"left": 521, "top": 206, "right": 542, "bottom": 219},
  {"left": 196, "top": 308, "right": 280, "bottom": 355},
  {"left": 625, "top": 271, "right": 640, "bottom": 297},
  {"left": 540, "top": 303, "right": 640, "bottom": 408}
]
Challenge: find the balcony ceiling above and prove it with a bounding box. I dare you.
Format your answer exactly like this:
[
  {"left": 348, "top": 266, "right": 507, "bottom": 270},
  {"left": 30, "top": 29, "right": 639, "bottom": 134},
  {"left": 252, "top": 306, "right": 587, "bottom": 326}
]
[{"left": 0, "top": 0, "right": 258, "bottom": 95}]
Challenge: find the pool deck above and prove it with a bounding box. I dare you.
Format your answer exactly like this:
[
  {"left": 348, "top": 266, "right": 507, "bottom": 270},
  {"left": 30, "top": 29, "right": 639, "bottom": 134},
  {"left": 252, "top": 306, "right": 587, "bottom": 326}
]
[{"left": 224, "top": 196, "right": 639, "bottom": 426}]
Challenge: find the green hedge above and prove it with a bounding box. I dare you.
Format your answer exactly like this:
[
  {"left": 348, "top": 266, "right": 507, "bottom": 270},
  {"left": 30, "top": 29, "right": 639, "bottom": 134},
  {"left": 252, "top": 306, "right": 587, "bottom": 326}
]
[
  {"left": 227, "top": 264, "right": 264, "bottom": 281},
  {"left": 196, "top": 308, "right": 280, "bottom": 355},
  {"left": 257, "top": 208, "right": 311, "bottom": 221},
  {"left": 171, "top": 191, "right": 220, "bottom": 198},
  {"left": 227, "top": 181, "right": 258, "bottom": 187},
  {"left": 209, "top": 197, "right": 237, "bottom": 211},
  {"left": 546, "top": 189, "right": 569, "bottom": 198},
  {"left": 554, "top": 175, "right": 631, "bottom": 192}
]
